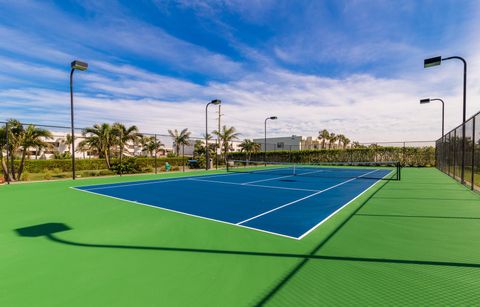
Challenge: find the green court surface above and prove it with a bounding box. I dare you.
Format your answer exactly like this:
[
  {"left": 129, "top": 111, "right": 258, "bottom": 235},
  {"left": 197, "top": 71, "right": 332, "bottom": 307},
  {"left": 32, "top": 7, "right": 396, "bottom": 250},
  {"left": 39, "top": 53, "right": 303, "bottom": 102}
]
[{"left": 1, "top": 168, "right": 480, "bottom": 306}]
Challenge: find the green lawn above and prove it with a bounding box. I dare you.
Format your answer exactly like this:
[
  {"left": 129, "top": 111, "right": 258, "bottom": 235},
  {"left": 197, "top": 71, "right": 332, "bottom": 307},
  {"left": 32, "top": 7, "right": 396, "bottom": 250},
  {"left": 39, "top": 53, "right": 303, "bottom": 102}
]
[{"left": 1, "top": 168, "right": 480, "bottom": 306}]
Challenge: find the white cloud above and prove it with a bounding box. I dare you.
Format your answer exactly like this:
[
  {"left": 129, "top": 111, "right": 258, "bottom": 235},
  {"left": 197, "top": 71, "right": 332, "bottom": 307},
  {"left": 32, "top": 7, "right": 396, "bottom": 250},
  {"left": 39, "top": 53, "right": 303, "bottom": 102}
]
[
  {"left": 1, "top": 0, "right": 480, "bottom": 147},
  {"left": 3, "top": 65, "right": 475, "bottom": 144}
]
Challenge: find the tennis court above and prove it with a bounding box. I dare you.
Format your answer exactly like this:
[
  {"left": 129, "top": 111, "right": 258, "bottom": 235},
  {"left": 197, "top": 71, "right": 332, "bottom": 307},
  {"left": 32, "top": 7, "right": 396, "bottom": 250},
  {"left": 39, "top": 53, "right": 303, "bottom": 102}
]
[
  {"left": 3, "top": 167, "right": 480, "bottom": 306},
  {"left": 74, "top": 162, "right": 398, "bottom": 239}
]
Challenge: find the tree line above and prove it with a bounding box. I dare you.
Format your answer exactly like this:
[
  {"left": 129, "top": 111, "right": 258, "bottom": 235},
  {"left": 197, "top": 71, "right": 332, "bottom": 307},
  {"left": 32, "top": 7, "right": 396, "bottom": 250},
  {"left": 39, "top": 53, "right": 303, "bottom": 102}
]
[
  {"left": 1, "top": 119, "right": 368, "bottom": 181},
  {"left": 0, "top": 119, "right": 244, "bottom": 181}
]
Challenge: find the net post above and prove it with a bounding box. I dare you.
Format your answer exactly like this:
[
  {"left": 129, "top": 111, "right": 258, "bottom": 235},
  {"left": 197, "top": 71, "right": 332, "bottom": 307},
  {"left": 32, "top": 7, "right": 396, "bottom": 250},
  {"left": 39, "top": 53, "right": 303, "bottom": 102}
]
[{"left": 397, "top": 161, "right": 401, "bottom": 181}]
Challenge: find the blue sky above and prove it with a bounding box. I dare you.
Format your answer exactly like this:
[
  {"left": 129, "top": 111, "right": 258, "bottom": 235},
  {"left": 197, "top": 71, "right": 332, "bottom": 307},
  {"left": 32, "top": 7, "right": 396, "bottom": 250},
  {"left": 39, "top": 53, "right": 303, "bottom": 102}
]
[{"left": 0, "top": 0, "right": 479, "bottom": 142}]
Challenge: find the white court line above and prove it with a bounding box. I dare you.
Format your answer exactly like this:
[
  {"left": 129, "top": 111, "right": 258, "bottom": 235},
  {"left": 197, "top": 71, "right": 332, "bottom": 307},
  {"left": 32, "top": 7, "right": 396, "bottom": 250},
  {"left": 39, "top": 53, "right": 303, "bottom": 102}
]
[
  {"left": 297, "top": 169, "right": 392, "bottom": 239},
  {"left": 70, "top": 186, "right": 299, "bottom": 240},
  {"left": 240, "top": 169, "right": 327, "bottom": 185},
  {"left": 78, "top": 172, "right": 248, "bottom": 191},
  {"left": 71, "top": 167, "right": 391, "bottom": 240},
  {"left": 188, "top": 178, "right": 320, "bottom": 192},
  {"left": 236, "top": 169, "right": 380, "bottom": 225}
]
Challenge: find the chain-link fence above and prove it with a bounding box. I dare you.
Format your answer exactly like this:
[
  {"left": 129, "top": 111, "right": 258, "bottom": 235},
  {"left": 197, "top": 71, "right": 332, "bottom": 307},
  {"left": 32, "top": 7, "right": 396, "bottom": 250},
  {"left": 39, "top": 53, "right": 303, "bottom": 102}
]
[{"left": 436, "top": 110, "right": 480, "bottom": 191}]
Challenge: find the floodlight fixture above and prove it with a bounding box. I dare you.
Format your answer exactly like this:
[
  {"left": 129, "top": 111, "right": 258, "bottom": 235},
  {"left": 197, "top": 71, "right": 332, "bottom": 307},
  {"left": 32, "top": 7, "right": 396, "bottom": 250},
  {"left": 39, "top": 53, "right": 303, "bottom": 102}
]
[
  {"left": 71, "top": 60, "right": 88, "bottom": 71},
  {"left": 424, "top": 56, "right": 442, "bottom": 68}
]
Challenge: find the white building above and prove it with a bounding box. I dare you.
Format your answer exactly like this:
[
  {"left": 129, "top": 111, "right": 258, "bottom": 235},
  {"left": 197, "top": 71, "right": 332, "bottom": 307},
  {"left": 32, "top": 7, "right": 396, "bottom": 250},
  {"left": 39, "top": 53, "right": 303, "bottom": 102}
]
[
  {"left": 252, "top": 135, "right": 342, "bottom": 151},
  {"left": 26, "top": 132, "right": 172, "bottom": 160}
]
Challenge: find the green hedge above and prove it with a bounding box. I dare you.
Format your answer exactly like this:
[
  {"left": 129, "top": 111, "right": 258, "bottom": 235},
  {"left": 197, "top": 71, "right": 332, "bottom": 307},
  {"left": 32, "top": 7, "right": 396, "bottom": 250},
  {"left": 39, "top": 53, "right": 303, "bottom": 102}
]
[
  {"left": 4, "top": 157, "right": 188, "bottom": 173},
  {"left": 228, "top": 147, "right": 435, "bottom": 167}
]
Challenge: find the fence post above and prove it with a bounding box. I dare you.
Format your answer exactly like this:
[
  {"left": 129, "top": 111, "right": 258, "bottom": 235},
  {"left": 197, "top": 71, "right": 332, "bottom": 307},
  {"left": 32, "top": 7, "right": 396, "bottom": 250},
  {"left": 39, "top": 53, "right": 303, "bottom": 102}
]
[
  {"left": 472, "top": 117, "right": 476, "bottom": 190},
  {"left": 453, "top": 130, "right": 457, "bottom": 179},
  {"left": 5, "top": 122, "right": 10, "bottom": 184},
  {"left": 154, "top": 134, "right": 158, "bottom": 174}
]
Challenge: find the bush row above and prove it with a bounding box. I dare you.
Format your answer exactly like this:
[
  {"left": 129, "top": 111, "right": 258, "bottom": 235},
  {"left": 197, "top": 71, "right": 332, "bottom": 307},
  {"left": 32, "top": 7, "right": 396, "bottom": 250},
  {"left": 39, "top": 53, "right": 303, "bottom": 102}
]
[
  {"left": 228, "top": 147, "right": 436, "bottom": 167},
  {"left": 3, "top": 157, "right": 188, "bottom": 173}
]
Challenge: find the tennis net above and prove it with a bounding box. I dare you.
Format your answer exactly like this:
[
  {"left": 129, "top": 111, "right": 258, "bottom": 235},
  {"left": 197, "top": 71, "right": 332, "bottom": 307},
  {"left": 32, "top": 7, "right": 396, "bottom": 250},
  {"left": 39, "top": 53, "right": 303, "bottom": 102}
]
[{"left": 226, "top": 160, "right": 401, "bottom": 181}]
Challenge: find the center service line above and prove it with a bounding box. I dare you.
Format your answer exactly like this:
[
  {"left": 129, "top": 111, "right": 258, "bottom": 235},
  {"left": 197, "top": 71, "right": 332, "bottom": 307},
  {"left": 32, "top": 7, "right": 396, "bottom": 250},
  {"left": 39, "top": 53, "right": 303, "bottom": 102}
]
[{"left": 236, "top": 169, "right": 380, "bottom": 225}]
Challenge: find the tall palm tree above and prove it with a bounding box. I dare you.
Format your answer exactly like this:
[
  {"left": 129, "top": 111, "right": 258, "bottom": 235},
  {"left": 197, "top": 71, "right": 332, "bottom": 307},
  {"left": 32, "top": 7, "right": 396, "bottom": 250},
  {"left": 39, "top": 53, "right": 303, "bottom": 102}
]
[
  {"left": 112, "top": 123, "right": 140, "bottom": 159},
  {"left": 213, "top": 125, "right": 240, "bottom": 162},
  {"left": 239, "top": 139, "right": 261, "bottom": 161},
  {"left": 5, "top": 119, "right": 23, "bottom": 180},
  {"left": 168, "top": 128, "right": 191, "bottom": 156},
  {"left": 82, "top": 123, "right": 116, "bottom": 169},
  {"left": 328, "top": 132, "right": 337, "bottom": 149},
  {"left": 318, "top": 129, "right": 329, "bottom": 149},
  {"left": 17, "top": 124, "right": 52, "bottom": 180},
  {"left": 0, "top": 124, "right": 11, "bottom": 181},
  {"left": 337, "top": 134, "right": 350, "bottom": 149}
]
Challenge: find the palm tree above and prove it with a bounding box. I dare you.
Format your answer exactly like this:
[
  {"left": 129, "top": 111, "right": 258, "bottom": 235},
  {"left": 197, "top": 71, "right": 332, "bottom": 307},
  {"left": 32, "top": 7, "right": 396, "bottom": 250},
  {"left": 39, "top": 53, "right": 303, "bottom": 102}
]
[
  {"left": 17, "top": 124, "right": 52, "bottom": 180},
  {"left": 0, "top": 124, "right": 11, "bottom": 181},
  {"left": 168, "top": 128, "right": 191, "bottom": 157},
  {"left": 141, "top": 136, "right": 163, "bottom": 158},
  {"left": 318, "top": 129, "right": 329, "bottom": 149},
  {"left": 77, "top": 139, "right": 92, "bottom": 159},
  {"left": 213, "top": 125, "right": 240, "bottom": 163},
  {"left": 82, "top": 123, "right": 116, "bottom": 169},
  {"left": 112, "top": 123, "right": 140, "bottom": 159},
  {"left": 328, "top": 132, "right": 337, "bottom": 149},
  {"left": 337, "top": 134, "right": 351, "bottom": 149},
  {"left": 239, "top": 139, "right": 261, "bottom": 161},
  {"left": 5, "top": 119, "right": 23, "bottom": 180}
]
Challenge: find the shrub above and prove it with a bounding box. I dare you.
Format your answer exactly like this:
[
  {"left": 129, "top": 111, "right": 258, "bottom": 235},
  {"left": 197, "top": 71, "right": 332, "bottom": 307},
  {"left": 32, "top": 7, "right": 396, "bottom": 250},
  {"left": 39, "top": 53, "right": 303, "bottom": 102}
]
[
  {"left": 142, "top": 166, "right": 154, "bottom": 173},
  {"left": 52, "top": 168, "right": 62, "bottom": 175},
  {"left": 228, "top": 147, "right": 435, "bottom": 167},
  {"left": 110, "top": 158, "right": 142, "bottom": 175},
  {"left": 44, "top": 171, "right": 53, "bottom": 180},
  {"left": 99, "top": 170, "right": 114, "bottom": 176},
  {"left": 15, "top": 157, "right": 188, "bottom": 173},
  {"left": 21, "top": 172, "right": 30, "bottom": 181}
]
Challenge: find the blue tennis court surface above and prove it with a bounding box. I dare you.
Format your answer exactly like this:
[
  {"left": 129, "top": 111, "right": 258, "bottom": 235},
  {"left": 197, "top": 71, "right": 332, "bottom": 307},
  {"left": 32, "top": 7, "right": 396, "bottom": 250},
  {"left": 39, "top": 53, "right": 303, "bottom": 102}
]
[{"left": 74, "top": 167, "right": 392, "bottom": 239}]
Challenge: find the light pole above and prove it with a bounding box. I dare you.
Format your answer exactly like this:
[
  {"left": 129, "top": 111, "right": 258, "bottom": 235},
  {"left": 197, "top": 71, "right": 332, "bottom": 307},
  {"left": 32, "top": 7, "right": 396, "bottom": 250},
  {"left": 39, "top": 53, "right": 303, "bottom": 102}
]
[
  {"left": 70, "top": 60, "right": 88, "bottom": 180},
  {"left": 264, "top": 116, "right": 277, "bottom": 162},
  {"left": 424, "top": 56, "right": 467, "bottom": 183},
  {"left": 205, "top": 99, "right": 221, "bottom": 170},
  {"left": 5, "top": 122, "right": 10, "bottom": 184},
  {"left": 420, "top": 98, "right": 445, "bottom": 137},
  {"left": 216, "top": 104, "right": 222, "bottom": 170}
]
